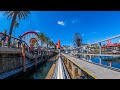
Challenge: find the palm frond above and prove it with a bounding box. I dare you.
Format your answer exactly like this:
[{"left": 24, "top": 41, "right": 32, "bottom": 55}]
[
  {"left": 7, "top": 11, "right": 14, "bottom": 19},
  {"left": 38, "top": 32, "right": 47, "bottom": 42},
  {"left": 18, "top": 11, "right": 30, "bottom": 20},
  {"left": 3, "top": 11, "right": 11, "bottom": 16},
  {"left": 3, "top": 11, "right": 30, "bottom": 20},
  {"left": 18, "top": 12, "right": 22, "bottom": 20}
]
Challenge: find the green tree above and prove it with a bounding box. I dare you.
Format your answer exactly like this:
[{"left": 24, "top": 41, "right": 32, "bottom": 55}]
[
  {"left": 73, "top": 32, "right": 82, "bottom": 53},
  {"left": 45, "top": 36, "right": 50, "bottom": 48},
  {"left": 3, "top": 29, "right": 7, "bottom": 35},
  {"left": 3, "top": 11, "right": 30, "bottom": 47},
  {"left": 14, "top": 20, "right": 19, "bottom": 28},
  {"left": 0, "top": 29, "right": 7, "bottom": 47},
  {"left": 13, "top": 21, "right": 19, "bottom": 37},
  {"left": 38, "top": 32, "right": 46, "bottom": 47},
  {"left": 73, "top": 32, "right": 82, "bottom": 47},
  {"left": 48, "top": 41, "right": 55, "bottom": 48}
]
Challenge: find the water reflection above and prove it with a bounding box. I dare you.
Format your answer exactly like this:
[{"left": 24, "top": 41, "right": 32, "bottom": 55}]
[
  {"left": 30, "top": 61, "right": 54, "bottom": 79},
  {"left": 78, "top": 54, "right": 120, "bottom": 69}
]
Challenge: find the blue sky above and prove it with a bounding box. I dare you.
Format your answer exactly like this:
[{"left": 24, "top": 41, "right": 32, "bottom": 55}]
[{"left": 1, "top": 11, "right": 120, "bottom": 46}]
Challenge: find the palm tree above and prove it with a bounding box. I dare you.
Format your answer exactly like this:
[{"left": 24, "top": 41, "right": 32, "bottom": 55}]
[
  {"left": 73, "top": 32, "right": 82, "bottom": 53},
  {"left": 73, "top": 32, "right": 82, "bottom": 47},
  {"left": 0, "top": 40, "right": 2, "bottom": 47},
  {"left": 38, "top": 32, "right": 46, "bottom": 47},
  {"left": 48, "top": 40, "right": 54, "bottom": 48},
  {"left": 1, "top": 29, "right": 7, "bottom": 47},
  {"left": 3, "top": 11, "right": 30, "bottom": 47},
  {"left": 14, "top": 21, "right": 19, "bottom": 28},
  {"left": 3, "top": 29, "right": 7, "bottom": 35},
  {"left": 45, "top": 36, "right": 50, "bottom": 48},
  {"left": 13, "top": 21, "right": 19, "bottom": 37}
]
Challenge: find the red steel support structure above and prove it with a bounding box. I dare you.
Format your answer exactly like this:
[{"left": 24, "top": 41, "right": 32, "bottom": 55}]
[{"left": 58, "top": 40, "right": 61, "bottom": 49}]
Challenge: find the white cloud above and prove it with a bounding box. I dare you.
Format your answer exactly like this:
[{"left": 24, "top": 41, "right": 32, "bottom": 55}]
[
  {"left": 58, "top": 21, "right": 65, "bottom": 26},
  {"left": 72, "top": 19, "right": 80, "bottom": 24},
  {"left": 82, "top": 34, "right": 85, "bottom": 37},
  {"left": 72, "top": 21, "right": 75, "bottom": 24},
  {"left": 119, "top": 40, "right": 120, "bottom": 42},
  {"left": 72, "top": 20, "right": 77, "bottom": 24},
  {"left": 35, "top": 30, "right": 40, "bottom": 33}
]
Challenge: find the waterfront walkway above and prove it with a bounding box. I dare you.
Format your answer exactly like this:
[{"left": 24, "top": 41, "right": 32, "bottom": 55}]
[
  {"left": 78, "top": 53, "right": 120, "bottom": 57},
  {"left": 61, "top": 53, "right": 120, "bottom": 79}
]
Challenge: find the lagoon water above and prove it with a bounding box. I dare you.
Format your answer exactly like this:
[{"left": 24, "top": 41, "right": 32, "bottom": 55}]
[
  {"left": 81, "top": 55, "right": 120, "bottom": 69},
  {"left": 29, "top": 61, "right": 54, "bottom": 79}
]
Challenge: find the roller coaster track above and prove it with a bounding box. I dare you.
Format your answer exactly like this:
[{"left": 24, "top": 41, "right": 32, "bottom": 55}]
[{"left": 51, "top": 56, "right": 70, "bottom": 79}]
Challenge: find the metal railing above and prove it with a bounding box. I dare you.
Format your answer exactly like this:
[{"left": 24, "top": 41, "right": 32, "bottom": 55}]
[
  {"left": 0, "top": 32, "right": 23, "bottom": 48},
  {"left": 69, "top": 53, "right": 120, "bottom": 72},
  {"left": 0, "top": 32, "right": 39, "bottom": 74},
  {"left": 69, "top": 34, "right": 120, "bottom": 55},
  {"left": 91, "top": 34, "right": 120, "bottom": 44},
  {"left": 51, "top": 56, "right": 70, "bottom": 79},
  {"left": 0, "top": 32, "right": 57, "bottom": 78}
]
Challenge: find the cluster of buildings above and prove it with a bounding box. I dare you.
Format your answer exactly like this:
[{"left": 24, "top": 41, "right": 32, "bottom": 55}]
[{"left": 61, "top": 41, "right": 120, "bottom": 54}]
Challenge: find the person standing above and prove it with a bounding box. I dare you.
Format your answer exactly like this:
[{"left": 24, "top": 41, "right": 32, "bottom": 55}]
[
  {"left": 1, "top": 35, "right": 6, "bottom": 47},
  {"left": 1, "top": 29, "right": 7, "bottom": 47},
  {"left": 18, "top": 36, "right": 22, "bottom": 49}
]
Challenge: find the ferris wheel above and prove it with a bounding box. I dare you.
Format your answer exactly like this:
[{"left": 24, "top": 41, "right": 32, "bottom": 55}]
[{"left": 20, "top": 31, "right": 41, "bottom": 47}]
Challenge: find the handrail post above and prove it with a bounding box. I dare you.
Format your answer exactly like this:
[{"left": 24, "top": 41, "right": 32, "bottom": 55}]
[
  {"left": 22, "top": 43, "right": 26, "bottom": 72},
  {"left": 87, "top": 46, "right": 88, "bottom": 54},
  {"left": 99, "top": 56, "right": 102, "bottom": 64},
  {"left": 98, "top": 42, "right": 102, "bottom": 55}
]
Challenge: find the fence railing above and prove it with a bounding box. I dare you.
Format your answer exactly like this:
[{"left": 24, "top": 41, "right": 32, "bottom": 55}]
[
  {"left": 0, "top": 32, "right": 22, "bottom": 48},
  {"left": 0, "top": 32, "right": 57, "bottom": 76},
  {"left": 67, "top": 53, "right": 120, "bottom": 72}
]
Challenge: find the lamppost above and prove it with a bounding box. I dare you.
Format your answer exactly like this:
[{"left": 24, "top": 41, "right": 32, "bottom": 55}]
[{"left": 98, "top": 42, "right": 102, "bottom": 55}]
